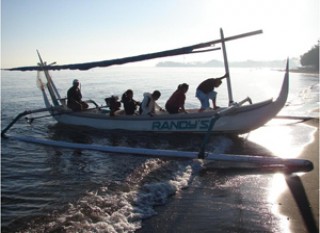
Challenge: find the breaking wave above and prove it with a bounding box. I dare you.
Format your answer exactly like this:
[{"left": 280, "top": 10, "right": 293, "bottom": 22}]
[{"left": 17, "top": 159, "right": 199, "bottom": 233}]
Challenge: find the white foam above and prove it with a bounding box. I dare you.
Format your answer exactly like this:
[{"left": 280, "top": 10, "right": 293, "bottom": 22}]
[{"left": 39, "top": 160, "right": 194, "bottom": 232}]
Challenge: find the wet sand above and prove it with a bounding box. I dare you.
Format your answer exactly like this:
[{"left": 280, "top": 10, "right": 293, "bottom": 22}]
[
  {"left": 137, "top": 119, "right": 319, "bottom": 233},
  {"left": 278, "top": 119, "right": 319, "bottom": 233}
]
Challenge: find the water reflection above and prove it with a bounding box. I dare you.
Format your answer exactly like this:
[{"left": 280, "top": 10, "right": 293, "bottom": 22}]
[
  {"left": 244, "top": 119, "right": 315, "bottom": 159},
  {"left": 269, "top": 174, "right": 291, "bottom": 233},
  {"left": 243, "top": 119, "right": 317, "bottom": 233}
]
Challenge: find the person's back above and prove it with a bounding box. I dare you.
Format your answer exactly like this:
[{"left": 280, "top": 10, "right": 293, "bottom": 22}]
[
  {"left": 122, "top": 89, "right": 138, "bottom": 115},
  {"left": 197, "top": 78, "right": 215, "bottom": 94},
  {"left": 165, "top": 83, "right": 188, "bottom": 114},
  {"left": 140, "top": 90, "right": 162, "bottom": 116},
  {"left": 67, "top": 79, "right": 88, "bottom": 111},
  {"left": 196, "top": 76, "right": 224, "bottom": 111},
  {"left": 140, "top": 92, "right": 153, "bottom": 115}
]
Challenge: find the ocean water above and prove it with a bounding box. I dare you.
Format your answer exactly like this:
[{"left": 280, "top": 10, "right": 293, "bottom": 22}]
[{"left": 1, "top": 67, "right": 319, "bottom": 233}]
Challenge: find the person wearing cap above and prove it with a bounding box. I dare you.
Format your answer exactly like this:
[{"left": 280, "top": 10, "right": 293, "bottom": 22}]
[
  {"left": 165, "top": 83, "right": 189, "bottom": 114},
  {"left": 196, "top": 75, "right": 227, "bottom": 112},
  {"left": 67, "top": 79, "right": 89, "bottom": 111}
]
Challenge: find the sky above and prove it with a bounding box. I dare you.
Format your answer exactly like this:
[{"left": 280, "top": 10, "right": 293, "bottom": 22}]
[{"left": 1, "top": 0, "right": 319, "bottom": 68}]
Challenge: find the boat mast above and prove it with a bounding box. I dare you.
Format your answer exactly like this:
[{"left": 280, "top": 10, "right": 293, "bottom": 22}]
[
  {"left": 220, "top": 28, "right": 234, "bottom": 105},
  {"left": 36, "top": 51, "right": 61, "bottom": 106}
]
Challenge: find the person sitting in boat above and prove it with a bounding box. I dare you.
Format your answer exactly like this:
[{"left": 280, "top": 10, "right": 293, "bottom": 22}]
[
  {"left": 165, "top": 83, "right": 189, "bottom": 114},
  {"left": 105, "top": 95, "right": 121, "bottom": 116},
  {"left": 121, "top": 89, "right": 140, "bottom": 115},
  {"left": 140, "top": 90, "right": 164, "bottom": 116},
  {"left": 67, "top": 79, "right": 89, "bottom": 111},
  {"left": 196, "top": 75, "right": 227, "bottom": 112}
]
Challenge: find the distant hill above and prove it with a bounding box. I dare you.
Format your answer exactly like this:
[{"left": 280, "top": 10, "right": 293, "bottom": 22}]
[{"left": 156, "top": 58, "right": 300, "bottom": 68}]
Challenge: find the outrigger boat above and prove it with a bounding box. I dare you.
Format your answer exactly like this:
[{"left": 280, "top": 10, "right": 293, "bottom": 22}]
[
  {"left": 2, "top": 29, "right": 318, "bottom": 231},
  {"left": 3, "top": 29, "right": 289, "bottom": 135}
]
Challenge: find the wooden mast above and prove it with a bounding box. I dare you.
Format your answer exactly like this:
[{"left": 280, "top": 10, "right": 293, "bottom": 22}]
[{"left": 220, "top": 28, "right": 234, "bottom": 105}]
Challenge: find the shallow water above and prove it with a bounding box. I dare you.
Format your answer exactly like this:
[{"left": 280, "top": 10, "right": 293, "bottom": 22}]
[{"left": 1, "top": 67, "right": 318, "bottom": 232}]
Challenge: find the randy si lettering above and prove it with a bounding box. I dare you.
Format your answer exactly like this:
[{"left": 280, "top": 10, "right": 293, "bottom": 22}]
[{"left": 152, "top": 120, "right": 210, "bottom": 130}]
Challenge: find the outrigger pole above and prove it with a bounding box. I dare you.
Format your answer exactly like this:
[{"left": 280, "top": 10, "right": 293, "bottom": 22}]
[{"left": 1, "top": 107, "right": 57, "bottom": 137}]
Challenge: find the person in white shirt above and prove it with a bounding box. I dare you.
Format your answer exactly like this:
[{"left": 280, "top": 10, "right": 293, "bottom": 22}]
[{"left": 140, "top": 90, "right": 164, "bottom": 116}]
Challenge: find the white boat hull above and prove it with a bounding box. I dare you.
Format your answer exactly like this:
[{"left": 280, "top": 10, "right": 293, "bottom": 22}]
[
  {"left": 52, "top": 100, "right": 277, "bottom": 134},
  {"left": 52, "top": 67, "right": 288, "bottom": 134},
  {"left": 28, "top": 30, "right": 288, "bottom": 135}
]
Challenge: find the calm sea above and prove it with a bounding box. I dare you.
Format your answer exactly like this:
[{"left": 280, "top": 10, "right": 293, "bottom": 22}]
[{"left": 1, "top": 66, "right": 319, "bottom": 232}]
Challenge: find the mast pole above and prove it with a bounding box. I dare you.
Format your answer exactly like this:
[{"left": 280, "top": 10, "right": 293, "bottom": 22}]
[
  {"left": 220, "top": 28, "right": 234, "bottom": 105},
  {"left": 36, "top": 50, "right": 60, "bottom": 106}
]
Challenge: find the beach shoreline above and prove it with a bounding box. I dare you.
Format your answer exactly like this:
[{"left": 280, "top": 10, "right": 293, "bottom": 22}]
[
  {"left": 278, "top": 118, "right": 319, "bottom": 233},
  {"left": 137, "top": 119, "right": 319, "bottom": 233}
]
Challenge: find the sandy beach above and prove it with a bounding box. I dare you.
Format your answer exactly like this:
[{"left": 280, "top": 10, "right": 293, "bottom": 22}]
[
  {"left": 278, "top": 119, "right": 319, "bottom": 233},
  {"left": 137, "top": 119, "right": 319, "bottom": 233}
]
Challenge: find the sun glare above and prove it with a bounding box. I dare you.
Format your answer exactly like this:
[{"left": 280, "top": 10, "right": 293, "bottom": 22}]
[
  {"left": 268, "top": 173, "right": 291, "bottom": 233},
  {"left": 245, "top": 119, "right": 316, "bottom": 159}
]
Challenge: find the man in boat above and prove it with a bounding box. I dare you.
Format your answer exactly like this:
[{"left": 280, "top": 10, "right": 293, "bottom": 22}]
[
  {"left": 196, "top": 75, "right": 227, "bottom": 112},
  {"left": 67, "top": 79, "right": 89, "bottom": 111},
  {"left": 165, "top": 83, "right": 189, "bottom": 114},
  {"left": 121, "top": 89, "right": 140, "bottom": 115},
  {"left": 105, "top": 95, "right": 121, "bottom": 116},
  {"left": 140, "top": 90, "right": 164, "bottom": 116}
]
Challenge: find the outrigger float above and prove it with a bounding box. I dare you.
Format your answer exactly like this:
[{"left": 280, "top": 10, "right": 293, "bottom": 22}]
[{"left": 1, "top": 28, "right": 314, "bottom": 174}]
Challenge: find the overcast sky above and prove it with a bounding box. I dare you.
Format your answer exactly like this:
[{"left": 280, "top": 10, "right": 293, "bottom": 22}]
[{"left": 1, "top": 0, "right": 319, "bottom": 68}]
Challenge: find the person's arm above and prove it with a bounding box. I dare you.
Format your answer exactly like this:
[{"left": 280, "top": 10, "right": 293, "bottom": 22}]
[
  {"left": 154, "top": 102, "right": 164, "bottom": 112},
  {"left": 217, "top": 73, "right": 229, "bottom": 80},
  {"left": 180, "top": 105, "right": 187, "bottom": 113}
]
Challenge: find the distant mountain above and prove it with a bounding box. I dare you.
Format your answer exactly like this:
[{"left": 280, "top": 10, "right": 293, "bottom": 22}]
[
  {"left": 156, "top": 60, "right": 222, "bottom": 67},
  {"left": 156, "top": 58, "right": 300, "bottom": 68}
]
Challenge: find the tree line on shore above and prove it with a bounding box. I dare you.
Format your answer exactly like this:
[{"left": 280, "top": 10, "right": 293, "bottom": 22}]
[{"left": 299, "top": 43, "right": 319, "bottom": 73}]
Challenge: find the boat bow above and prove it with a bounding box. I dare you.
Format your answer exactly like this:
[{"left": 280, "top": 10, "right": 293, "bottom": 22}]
[{"left": 275, "top": 59, "right": 289, "bottom": 106}]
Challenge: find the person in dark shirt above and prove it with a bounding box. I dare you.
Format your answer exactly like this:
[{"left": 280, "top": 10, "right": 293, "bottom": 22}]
[
  {"left": 196, "top": 75, "right": 226, "bottom": 112},
  {"left": 121, "top": 89, "right": 140, "bottom": 115},
  {"left": 165, "top": 83, "right": 189, "bottom": 114},
  {"left": 67, "top": 79, "right": 89, "bottom": 111}
]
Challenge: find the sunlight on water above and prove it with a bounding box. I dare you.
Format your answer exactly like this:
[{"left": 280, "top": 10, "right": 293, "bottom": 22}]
[
  {"left": 245, "top": 119, "right": 316, "bottom": 159},
  {"left": 245, "top": 119, "right": 317, "bottom": 233},
  {"left": 268, "top": 173, "right": 291, "bottom": 233}
]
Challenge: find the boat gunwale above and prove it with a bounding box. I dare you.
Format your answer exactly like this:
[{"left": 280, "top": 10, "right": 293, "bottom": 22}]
[{"left": 53, "top": 97, "right": 275, "bottom": 121}]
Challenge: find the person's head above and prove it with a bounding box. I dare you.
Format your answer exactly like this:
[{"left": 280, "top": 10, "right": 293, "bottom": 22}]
[
  {"left": 125, "top": 89, "right": 133, "bottom": 98},
  {"left": 152, "top": 90, "right": 161, "bottom": 100},
  {"left": 214, "top": 79, "right": 222, "bottom": 87},
  {"left": 178, "top": 83, "right": 189, "bottom": 93},
  {"left": 73, "top": 79, "right": 80, "bottom": 87}
]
